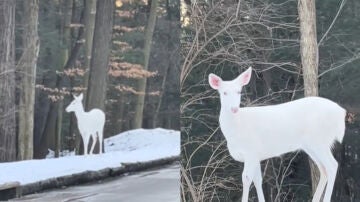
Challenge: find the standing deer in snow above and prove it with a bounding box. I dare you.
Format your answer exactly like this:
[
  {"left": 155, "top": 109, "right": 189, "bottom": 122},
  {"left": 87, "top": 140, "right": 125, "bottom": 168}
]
[
  {"left": 66, "top": 93, "right": 105, "bottom": 155},
  {"left": 208, "top": 67, "right": 346, "bottom": 202}
]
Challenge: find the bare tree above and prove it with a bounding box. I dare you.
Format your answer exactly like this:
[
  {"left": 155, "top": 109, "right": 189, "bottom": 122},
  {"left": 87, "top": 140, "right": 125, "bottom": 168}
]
[
  {"left": 152, "top": 0, "right": 176, "bottom": 128},
  {"left": 73, "top": 0, "right": 97, "bottom": 155},
  {"left": 133, "top": 0, "right": 159, "bottom": 129},
  {"left": 180, "top": 0, "right": 302, "bottom": 201},
  {"left": 86, "top": 0, "right": 114, "bottom": 137},
  {"left": 298, "top": 0, "right": 320, "bottom": 194},
  {"left": 17, "top": 0, "right": 40, "bottom": 160},
  {"left": 0, "top": 0, "right": 16, "bottom": 162},
  {"left": 83, "top": 0, "right": 97, "bottom": 94},
  {"left": 38, "top": 0, "right": 74, "bottom": 158}
]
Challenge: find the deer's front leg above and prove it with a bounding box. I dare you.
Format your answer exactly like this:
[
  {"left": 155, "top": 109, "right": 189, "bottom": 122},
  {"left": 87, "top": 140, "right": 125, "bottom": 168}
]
[
  {"left": 83, "top": 134, "right": 89, "bottom": 155},
  {"left": 242, "top": 159, "right": 261, "bottom": 202},
  {"left": 253, "top": 162, "right": 265, "bottom": 202}
]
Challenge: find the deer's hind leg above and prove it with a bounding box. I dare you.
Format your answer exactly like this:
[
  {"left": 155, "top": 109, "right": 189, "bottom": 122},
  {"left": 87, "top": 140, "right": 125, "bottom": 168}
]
[
  {"left": 98, "top": 131, "right": 103, "bottom": 154},
  {"left": 304, "top": 146, "right": 337, "bottom": 202},
  {"left": 89, "top": 134, "right": 97, "bottom": 155},
  {"left": 319, "top": 149, "right": 338, "bottom": 202}
]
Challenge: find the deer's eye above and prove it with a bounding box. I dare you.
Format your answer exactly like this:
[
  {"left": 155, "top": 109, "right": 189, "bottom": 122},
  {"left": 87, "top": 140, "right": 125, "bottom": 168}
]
[{"left": 223, "top": 92, "right": 227, "bottom": 95}]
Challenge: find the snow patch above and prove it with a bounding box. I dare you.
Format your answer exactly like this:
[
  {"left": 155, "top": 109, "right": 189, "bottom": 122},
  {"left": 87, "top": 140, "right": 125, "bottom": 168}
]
[
  {"left": 45, "top": 149, "right": 76, "bottom": 158},
  {"left": 0, "top": 128, "right": 180, "bottom": 185}
]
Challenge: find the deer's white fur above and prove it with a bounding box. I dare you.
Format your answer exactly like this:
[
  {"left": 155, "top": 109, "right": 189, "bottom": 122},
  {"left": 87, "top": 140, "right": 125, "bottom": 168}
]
[
  {"left": 209, "top": 67, "right": 346, "bottom": 202},
  {"left": 66, "top": 93, "right": 105, "bottom": 155}
]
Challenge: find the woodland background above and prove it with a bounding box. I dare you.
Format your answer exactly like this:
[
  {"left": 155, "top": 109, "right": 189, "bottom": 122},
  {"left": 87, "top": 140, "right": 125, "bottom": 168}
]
[
  {"left": 0, "top": 0, "right": 180, "bottom": 161},
  {"left": 181, "top": 0, "right": 360, "bottom": 201},
  {"left": 2, "top": 0, "right": 360, "bottom": 201}
]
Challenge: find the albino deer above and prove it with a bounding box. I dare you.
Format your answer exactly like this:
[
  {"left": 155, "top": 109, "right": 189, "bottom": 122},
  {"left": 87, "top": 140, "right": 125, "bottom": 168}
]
[
  {"left": 208, "top": 67, "right": 346, "bottom": 202},
  {"left": 65, "top": 93, "right": 105, "bottom": 155}
]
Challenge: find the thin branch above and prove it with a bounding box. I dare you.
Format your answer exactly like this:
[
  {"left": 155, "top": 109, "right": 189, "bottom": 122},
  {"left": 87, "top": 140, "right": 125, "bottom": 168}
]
[
  {"left": 318, "top": 0, "right": 347, "bottom": 46},
  {"left": 235, "top": 0, "right": 241, "bottom": 18},
  {"left": 318, "top": 53, "right": 360, "bottom": 78}
]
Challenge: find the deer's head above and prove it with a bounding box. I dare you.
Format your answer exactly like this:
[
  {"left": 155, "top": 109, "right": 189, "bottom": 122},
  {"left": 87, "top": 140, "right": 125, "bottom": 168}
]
[
  {"left": 208, "top": 67, "right": 252, "bottom": 114},
  {"left": 66, "top": 93, "right": 84, "bottom": 113}
]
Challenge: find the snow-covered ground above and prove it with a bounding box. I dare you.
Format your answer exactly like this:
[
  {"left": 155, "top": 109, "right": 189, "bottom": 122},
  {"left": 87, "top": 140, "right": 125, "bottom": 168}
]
[{"left": 0, "top": 128, "right": 180, "bottom": 185}]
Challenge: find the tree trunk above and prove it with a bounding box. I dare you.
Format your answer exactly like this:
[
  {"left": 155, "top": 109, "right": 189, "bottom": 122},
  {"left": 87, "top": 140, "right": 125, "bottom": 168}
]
[
  {"left": 17, "top": 0, "right": 39, "bottom": 160},
  {"left": 55, "top": 100, "right": 63, "bottom": 158},
  {"left": 85, "top": 0, "right": 114, "bottom": 137},
  {"left": 86, "top": 0, "right": 114, "bottom": 110},
  {"left": 72, "top": 0, "right": 97, "bottom": 155},
  {"left": 83, "top": 0, "right": 97, "bottom": 96},
  {"left": 133, "top": 0, "right": 159, "bottom": 129},
  {"left": 55, "top": 0, "right": 73, "bottom": 158},
  {"left": 298, "top": 0, "right": 319, "bottom": 195},
  {"left": 152, "top": 66, "right": 170, "bottom": 128},
  {"left": 34, "top": 1, "right": 59, "bottom": 158},
  {"left": 117, "top": 94, "right": 125, "bottom": 132},
  {"left": 38, "top": 0, "right": 73, "bottom": 158},
  {"left": 152, "top": 0, "right": 172, "bottom": 128},
  {"left": 0, "top": 0, "right": 16, "bottom": 162}
]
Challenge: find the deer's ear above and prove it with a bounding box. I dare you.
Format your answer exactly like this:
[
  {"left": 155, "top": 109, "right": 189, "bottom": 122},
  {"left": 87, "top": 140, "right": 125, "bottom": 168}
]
[
  {"left": 238, "top": 67, "right": 252, "bottom": 86},
  {"left": 78, "top": 93, "right": 83, "bottom": 101},
  {"left": 209, "top": 73, "right": 222, "bottom": 90}
]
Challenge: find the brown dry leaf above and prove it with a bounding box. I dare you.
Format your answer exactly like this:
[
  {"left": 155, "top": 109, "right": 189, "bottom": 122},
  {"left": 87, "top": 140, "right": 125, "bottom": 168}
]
[
  {"left": 109, "top": 62, "right": 157, "bottom": 78},
  {"left": 69, "top": 23, "right": 84, "bottom": 28},
  {"left": 113, "top": 25, "right": 145, "bottom": 32},
  {"left": 113, "top": 41, "right": 132, "bottom": 52},
  {"left": 115, "top": 0, "right": 123, "bottom": 7},
  {"left": 115, "top": 85, "right": 159, "bottom": 96},
  {"left": 347, "top": 112, "right": 356, "bottom": 124},
  {"left": 58, "top": 68, "right": 86, "bottom": 77},
  {"left": 116, "top": 10, "right": 134, "bottom": 18}
]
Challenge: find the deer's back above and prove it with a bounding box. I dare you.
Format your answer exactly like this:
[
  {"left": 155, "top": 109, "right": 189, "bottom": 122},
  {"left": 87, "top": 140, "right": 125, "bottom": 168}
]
[
  {"left": 77, "top": 109, "right": 105, "bottom": 133},
  {"left": 220, "top": 97, "right": 345, "bottom": 161}
]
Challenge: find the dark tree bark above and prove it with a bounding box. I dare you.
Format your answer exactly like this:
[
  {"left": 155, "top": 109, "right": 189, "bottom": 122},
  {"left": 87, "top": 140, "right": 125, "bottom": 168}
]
[
  {"left": 0, "top": 0, "right": 16, "bottom": 162},
  {"left": 86, "top": 0, "right": 114, "bottom": 112},
  {"left": 298, "top": 0, "right": 319, "bottom": 194},
  {"left": 38, "top": 0, "right": 75, "bottom": 158},
  {"left": 17, "top": 0, "right": 40, "bottom": 160},
  {"left": 133, "top": 0, "right": 159, "bottom": 129},
  {"left": 73, "top": 0, "right": 97, "bottom": 155},
  {"left": 152, "top": 0, "right": 171, "bottom": 128},
  {"left": 83, "top": 0, "right": 97, "bottom": 94},
  {"left": 54, "top": 0, "right": 74, "bottom": 158},
  {"left": 85, "top": 0, "right": 114, "bottom": 134}
]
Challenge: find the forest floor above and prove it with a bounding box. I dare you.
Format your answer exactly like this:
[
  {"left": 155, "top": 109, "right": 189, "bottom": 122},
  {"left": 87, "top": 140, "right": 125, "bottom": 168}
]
[{"left": 0, "top": 128, "right": 179, "bottom": 185}]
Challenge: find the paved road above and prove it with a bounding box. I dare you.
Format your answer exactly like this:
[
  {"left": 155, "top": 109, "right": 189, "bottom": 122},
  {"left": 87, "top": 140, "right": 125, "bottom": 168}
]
[{"left": 11, "top": 164, "right": 179, "bottom": 202}]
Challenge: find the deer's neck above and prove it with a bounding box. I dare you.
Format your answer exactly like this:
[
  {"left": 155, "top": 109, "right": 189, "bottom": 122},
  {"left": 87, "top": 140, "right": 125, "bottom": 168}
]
[
  {"left": 219, "top": 107, "right": 240, "bottom": 119},
  {"left": 74, "top": 105, "right": 86, "bottom": 120},
  {"left": 219, "top": 107, "right": 241, "bottom": 135}
]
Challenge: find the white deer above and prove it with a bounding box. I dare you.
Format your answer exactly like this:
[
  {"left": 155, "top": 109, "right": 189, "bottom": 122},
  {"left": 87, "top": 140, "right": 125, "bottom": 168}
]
[
  {"left": 65, "top": 93, "right": 105, "bottom": 155},
  {"left": 208, "top": 67, "right": 346, "bottom": 202}
]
